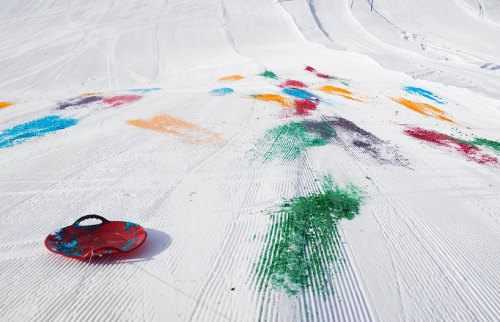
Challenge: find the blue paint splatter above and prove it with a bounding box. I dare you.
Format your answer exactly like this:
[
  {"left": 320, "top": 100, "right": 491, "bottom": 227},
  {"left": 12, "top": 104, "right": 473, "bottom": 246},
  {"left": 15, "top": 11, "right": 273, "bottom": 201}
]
[
  {"left": 121, "top": 237, "right": 138, "bottom": 250},
  {"left": 210, "top": 88, "right": 234, "bottom": 96},
  {"left": 0, "top": 115, "right": 79, "bottom": 149},
  {"left": 124, "top": 222, "right": 138, "bottom": 231},
  {"left": 403, "top": 86, "right": 446, "bottom": 104},
  {"left": 55, "top": 238, "right": 84, "bottom": 256},
  {"left": 282, "top": 88, "right": 324, "bottom": 103},
  {"left": 129, "top": 88, "right": 161, "bottom": 94}
]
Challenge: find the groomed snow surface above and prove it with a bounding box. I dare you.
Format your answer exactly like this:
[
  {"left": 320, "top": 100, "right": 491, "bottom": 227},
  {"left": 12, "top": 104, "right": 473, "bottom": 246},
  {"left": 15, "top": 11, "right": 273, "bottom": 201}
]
[{"left": 1, "top": 0, "right": 499, "bottom": 321}]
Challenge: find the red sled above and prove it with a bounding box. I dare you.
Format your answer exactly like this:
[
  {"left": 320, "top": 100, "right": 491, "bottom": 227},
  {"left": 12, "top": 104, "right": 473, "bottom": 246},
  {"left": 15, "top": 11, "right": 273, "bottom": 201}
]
[{"left": 45, "top": 215, "right": 147, "bottom": 259}]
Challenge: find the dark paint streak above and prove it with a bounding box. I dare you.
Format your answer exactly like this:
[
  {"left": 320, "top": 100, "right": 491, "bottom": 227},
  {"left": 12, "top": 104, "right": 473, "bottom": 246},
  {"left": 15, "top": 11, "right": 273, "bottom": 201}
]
[
  {"left": 57, "top": 96, "right": 103, "bottom": 110},
  {"left": 325, "top": 116, "right": 411, "bottom": 167}
]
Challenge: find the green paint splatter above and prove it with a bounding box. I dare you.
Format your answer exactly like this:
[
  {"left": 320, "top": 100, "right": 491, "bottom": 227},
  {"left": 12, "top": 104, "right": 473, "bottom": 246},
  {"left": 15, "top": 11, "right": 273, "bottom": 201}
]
[
  {"left": 256, "top": 177, "right": 363, "bottom": 295},
  {"left": 249, "top": 120, "right": 336, "bottom": 162},
  {"left": 331, "top": 75, "right": 350, "bottom": 87},
  {"left": 456, "top": 137, "right": 500, "bottom": 154},
  {"left": 259, "top": 70, "right": 278, "bottom": 80}
]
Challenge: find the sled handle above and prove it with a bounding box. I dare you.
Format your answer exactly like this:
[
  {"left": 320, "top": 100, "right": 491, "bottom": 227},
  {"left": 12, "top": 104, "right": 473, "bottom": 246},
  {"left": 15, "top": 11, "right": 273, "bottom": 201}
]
[{"left": 73, "top": 214, "right": 109, "bottom": 227}]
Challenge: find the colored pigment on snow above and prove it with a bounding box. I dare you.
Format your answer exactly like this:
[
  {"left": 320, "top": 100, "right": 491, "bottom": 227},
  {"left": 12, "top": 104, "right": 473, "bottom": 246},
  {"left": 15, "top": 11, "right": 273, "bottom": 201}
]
[
  {"left": 259, "top": 70, "right": 278, "bottom": 79},
  {"left": 249, "top": 94, "right": 318, "bottom": 116},
  {"left": 127, "top": 114, "right": 222, "bottom": 146},
  {"left": 250, "top": 120, "right": 335, "bottom": 162},
  {"left": 256, "top": 177, "right": 363, "bottom": 295},
  {"left": 391, "top": 97, "right": 455, "bottom": 123},
  {"left": 282, "top": 88, "right": 324, "bottom": 104},
  {"left": 325, "top": 116, "right": 410, "bottom": 166},
  {"left": 102, "top": 95, "right": 142, "bottom": 108},
  {"left": 0, "top": 115, "right": 79, "bottom": 149},
  {"left": 0, "top": 102, "right": 13, "bottom": 109},
  {"left": 218, "top": 75, "right": 244, "bottom": 81},
  {"left": 57, "top": 95, "right": 103, "bottom": 110},
  {"left": 305, "top": 66, "right": 350, "bottom": 86},
  {"left": 293, "top": 99, "right": 318, "bottom": 116},
  {"left": 210, "top": 88, "right": 234, "bottom": 96},
  {"left": 318, "top": 85, "right": 364, "bottom": 102},
  {"left": 463, "top": 138, "right": 500, "bottom": 153},
  {"left": 129, "top": 88, "right": 161, "bottom": 94},
  {"left": 279, "top": 80, "right": 307, "bottom": 89},
  {"left": 249, "top": 94, "right": 293, "bottom": 107},
  {"left": 403, "top": 126, "right": 498, "bottom": 165},
  {"left": 403, "top": 86, "right": 446, "bottom": 104},
  {"left": 81, "top": 92, "right": 104, "bottom": 96}
]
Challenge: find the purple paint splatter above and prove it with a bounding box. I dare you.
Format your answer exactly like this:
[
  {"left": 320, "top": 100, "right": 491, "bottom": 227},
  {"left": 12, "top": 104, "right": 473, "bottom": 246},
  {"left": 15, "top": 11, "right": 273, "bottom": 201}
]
[
  {"left": 57, "top": 96, "right": 103, "bottom": 110},
  {"left": 324, "top": 116, "right": 410, "bottom": 167}
]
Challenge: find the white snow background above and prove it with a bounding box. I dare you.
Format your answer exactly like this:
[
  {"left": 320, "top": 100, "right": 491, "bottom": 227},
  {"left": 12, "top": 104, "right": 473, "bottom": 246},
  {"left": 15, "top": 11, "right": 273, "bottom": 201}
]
[{"left": 0, "top": 0, "right": 499, "bottom": 321}]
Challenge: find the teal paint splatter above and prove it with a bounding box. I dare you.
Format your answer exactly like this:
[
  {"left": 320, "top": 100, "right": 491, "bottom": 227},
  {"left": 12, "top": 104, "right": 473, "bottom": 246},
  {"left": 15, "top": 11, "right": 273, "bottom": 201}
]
[
  {"left": 256, "top": 177, "right": 363, "bottom": 295},
  {"left": 250, "top": 120, "right": 336, "bottom": 162},
  {"left": 124, "top": 222, "right": 138, "bottom": 231},
  {"left": 403, "top": 86, "right": 446, "bottom": 104},
  {"left": 0, "top": 115, "right": 79, "bottom": 149},
  {"left": 331, "top": 76, "right": 350, "bottom": 87},
  {"left": 55, "top": 238, "right": 84, "bottom": 257},
  {"left": 210, "top": 88, "right": 234, "bottom": 96},
  {"left": 129, "top": 88, "right": 161, "bottom": 94},
  {"left": 259, "top": 70, "right": 278, "bottom": 79}
]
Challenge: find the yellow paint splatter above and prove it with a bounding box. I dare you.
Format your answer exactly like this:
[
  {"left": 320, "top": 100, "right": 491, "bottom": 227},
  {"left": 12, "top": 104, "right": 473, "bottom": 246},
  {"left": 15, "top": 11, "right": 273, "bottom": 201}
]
[
  {"left": 0, "top": 102, "right": 13, "bottom": 109},
  {"left": 248, "top": 94, "right": 293, "bottom": 107},
  {"left": 81, "top": 92, "right": 103, "bottom": 96},
  {"left": 391, "top": 97, "right": 455, "bottom": 123},
  {"left": 318, "top": 85, "right": 364, "bottom": 102},
  {"left": 218, "top": 75, "right": 244, "bottom": 81},
  {"left": 127, "top": 114, "right": 223, "bottom": 146}
]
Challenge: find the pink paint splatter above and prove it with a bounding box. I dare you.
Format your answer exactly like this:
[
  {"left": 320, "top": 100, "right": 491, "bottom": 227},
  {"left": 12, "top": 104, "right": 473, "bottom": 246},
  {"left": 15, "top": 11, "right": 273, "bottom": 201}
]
[
  {"left": 404, "top": 126, "right": 498, "bottom": 165},
  {"left": 280, "top": 80, "right": 308, "bottom": 89},
  {"left": 305, "top": 66, "right": 331, "bottom": 79},
  {"left": 103, "top": 95, "right": 142, "bottom": 108}
]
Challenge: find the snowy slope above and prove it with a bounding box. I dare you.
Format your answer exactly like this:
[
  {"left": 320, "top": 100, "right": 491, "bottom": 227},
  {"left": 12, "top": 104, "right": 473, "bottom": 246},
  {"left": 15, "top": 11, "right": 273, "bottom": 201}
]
[{"left": 0, "top": 0, "right": 499, "bottom": 321}]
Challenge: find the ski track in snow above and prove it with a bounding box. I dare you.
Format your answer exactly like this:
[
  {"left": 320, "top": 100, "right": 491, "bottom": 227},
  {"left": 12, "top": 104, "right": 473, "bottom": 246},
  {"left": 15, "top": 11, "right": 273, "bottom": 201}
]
[{"left": 1, "top": 0, "right": 499, "bottom": 321}]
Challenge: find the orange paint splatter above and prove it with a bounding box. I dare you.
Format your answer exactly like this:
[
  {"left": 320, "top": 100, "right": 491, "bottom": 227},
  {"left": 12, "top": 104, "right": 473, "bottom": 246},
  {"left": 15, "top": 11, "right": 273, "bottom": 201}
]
[
  {"left": 126, "top": 114, "right": 222, "bottom": 146},
  {"left": 391, "top": 97, "right": 455, "bottom": 123},
  {"left": 0, "top": 102, "right": 13, "bottom": 109},
  {"left": 248, "top": 94, "right": 293, "bottom": 107},
  {"left": 81, "top": 92, "right": 103, "bottom": 96},
  {"left": 218, "top": 75, "right": 244, "bottom": 81},
  {"left": 318, "top": 85, "right": 364, "bottom": 102}
]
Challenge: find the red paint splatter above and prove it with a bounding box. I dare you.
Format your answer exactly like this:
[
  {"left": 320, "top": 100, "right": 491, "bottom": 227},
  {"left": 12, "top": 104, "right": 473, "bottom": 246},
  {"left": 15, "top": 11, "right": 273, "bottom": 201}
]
[
  {"left": 305, "top": 65, "right": 332, "bottom": 79},
  {"left": 404, "top": 126, "right": 497, "bottom": 165},
  {"left": 280, "top": 80, "right": 308, "bottom": 89},
  {"left": 103, "top": 95, "right": 142, "bottom": 108},
  {"left": 305, "top": 66, "right": 316, "bottom": 73},
  {"left": 293, "top": 99, "right": 318, "bottom": 116}
]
